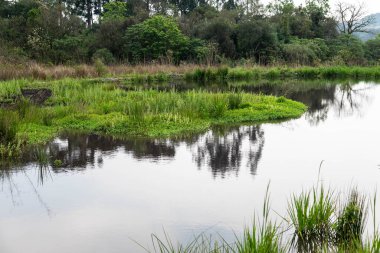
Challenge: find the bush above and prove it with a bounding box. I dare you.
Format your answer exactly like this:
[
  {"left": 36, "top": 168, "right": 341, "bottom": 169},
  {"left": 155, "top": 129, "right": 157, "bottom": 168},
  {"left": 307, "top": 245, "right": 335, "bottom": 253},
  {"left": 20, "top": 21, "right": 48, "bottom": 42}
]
[
  {"left": 282, "top": 43, "right": 318, "bottom": 66},
  {"left": 92, "top": 48, "right": 116, "bottom": 65},
  {"left": 125, "top": 15, "right": 190, "bottom": 63},
  {"left": 94, "top": 59, "right": 108, "bottom": 77}
]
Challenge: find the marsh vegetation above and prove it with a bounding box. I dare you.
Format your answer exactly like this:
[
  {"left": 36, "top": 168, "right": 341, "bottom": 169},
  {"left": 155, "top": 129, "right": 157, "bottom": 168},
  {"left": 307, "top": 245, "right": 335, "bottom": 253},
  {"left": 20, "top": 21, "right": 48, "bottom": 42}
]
[{"left": 0, "top": 79, "right": 306, "bottom": 163}]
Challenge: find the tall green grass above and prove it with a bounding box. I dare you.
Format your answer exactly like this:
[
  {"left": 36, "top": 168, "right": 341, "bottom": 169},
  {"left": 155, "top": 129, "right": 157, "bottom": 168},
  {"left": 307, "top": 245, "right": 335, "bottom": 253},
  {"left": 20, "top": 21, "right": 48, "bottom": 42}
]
[
  {"left": 335, "top": 190, "right": 367, "bottom": 249},
  {"left": 0, "top": 110, "right": 22, "bottom": 160},
  {"left": 145, "top": 186, "right": 380, "bottom": 253},
  {"left": 288, "top": 186, "right": 335, "bottom": 252}
]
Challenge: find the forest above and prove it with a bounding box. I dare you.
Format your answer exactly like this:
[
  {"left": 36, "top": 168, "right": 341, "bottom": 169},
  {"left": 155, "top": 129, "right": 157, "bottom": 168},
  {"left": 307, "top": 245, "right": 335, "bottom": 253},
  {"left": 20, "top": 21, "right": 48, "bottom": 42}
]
[{"left": 1, "top": 0, "right": 380, "bottom": 66}]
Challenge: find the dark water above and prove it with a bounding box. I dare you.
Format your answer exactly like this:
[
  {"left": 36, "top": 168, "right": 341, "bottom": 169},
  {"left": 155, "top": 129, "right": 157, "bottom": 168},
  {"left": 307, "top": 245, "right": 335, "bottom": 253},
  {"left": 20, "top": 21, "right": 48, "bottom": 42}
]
[{"left": 1, "top": 81, "right": 380, "bottom": 252}]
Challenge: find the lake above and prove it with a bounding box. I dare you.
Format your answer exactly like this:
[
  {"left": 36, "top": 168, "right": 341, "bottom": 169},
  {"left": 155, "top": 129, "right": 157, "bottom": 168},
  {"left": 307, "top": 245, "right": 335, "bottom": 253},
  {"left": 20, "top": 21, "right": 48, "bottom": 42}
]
[{"left": 1, "top": 81, "right": 379, "bottom": 252}]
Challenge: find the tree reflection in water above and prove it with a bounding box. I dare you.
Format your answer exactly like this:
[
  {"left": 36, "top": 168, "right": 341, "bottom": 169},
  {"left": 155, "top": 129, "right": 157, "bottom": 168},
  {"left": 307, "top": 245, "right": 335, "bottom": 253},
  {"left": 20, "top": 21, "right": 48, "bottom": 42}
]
[
  {"left": 0, "top": 82, "right": 376, "bottom": 184},
  {"left": 191, "top": 126, "right": 265, "bottom": 178},
  {"left": 46, "top": 134, "right": 178, "bottom": 170}
]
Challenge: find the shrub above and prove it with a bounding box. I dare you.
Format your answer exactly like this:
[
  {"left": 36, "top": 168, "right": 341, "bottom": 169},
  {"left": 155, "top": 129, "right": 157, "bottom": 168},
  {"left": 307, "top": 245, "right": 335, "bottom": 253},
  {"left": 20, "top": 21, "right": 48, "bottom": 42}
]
[
  {"left": 125, "top": 15, "right": 190, "bottom": 63},
  {"left": 92, "top": 48, "right": 116, "bottom": 65},
  {"left": 94, "top": 59, "right": 108, "bottom": 77}
]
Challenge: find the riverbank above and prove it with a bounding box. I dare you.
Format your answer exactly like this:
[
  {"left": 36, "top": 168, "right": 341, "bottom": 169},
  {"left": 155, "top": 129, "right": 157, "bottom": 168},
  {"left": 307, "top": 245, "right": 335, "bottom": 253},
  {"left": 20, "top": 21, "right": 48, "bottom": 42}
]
[
  {"left": 2, "top": 63, "right": 380, "bottom": 82},
  {"left": 0, "top": 79, "right": 306, "bottom": 159}
]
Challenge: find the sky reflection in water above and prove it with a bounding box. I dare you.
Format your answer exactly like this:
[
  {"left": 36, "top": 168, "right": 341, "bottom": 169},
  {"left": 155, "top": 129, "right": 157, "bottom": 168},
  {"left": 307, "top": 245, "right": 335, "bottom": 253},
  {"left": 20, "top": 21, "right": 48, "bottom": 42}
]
[{"left": 0, "top": 81, "right": 379, "bottom": 253}]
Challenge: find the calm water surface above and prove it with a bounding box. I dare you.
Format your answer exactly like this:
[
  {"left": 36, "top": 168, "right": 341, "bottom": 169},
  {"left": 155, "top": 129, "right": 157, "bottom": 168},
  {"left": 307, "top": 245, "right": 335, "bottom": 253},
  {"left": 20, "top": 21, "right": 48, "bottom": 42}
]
[{"left": 1, "top": 81, "right": 380, "bottom": 252}]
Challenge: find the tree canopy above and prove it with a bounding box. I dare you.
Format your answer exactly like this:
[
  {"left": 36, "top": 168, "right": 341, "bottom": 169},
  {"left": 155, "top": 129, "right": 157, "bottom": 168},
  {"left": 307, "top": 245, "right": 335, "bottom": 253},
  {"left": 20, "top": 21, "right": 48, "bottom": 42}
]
[{"left": 0, "top": 0, "right": 379, "bottom": 65}]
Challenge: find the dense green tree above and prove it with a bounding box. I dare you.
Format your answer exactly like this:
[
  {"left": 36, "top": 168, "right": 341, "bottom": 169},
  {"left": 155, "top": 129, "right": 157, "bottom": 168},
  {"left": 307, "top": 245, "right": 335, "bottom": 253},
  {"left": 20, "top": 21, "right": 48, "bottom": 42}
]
[
  {"left": 0, "top": 0, "right": 374, "bottom": 66},
  {"left": 66, "top": 0, "right": 110, "bottom": 27},
  {"left": 52, "top": 35, "right": 88, "bottom": 63},
  {"left": 282, "top": 38, "right": 328, "bottom": 65},
  {"left": 236, "top": 19, "right": 278, "bottom": 64},
  {"left": 199, "top": 17, "right": 236, "bottom": 58},
  {"left": 101, "top": 1, "right": 128, "bottom": 21},
  {"left": 94, "top": 20, "right": 124, "bottom": 59},
  {"left": 365, "top": 35, "right": 380, "bottom": 62},
  {"left": 329, "top": 34, "right": 366, "bottom": 65},
  {"left": 124, "top": 15, "right": 190, "bottom": 63}
]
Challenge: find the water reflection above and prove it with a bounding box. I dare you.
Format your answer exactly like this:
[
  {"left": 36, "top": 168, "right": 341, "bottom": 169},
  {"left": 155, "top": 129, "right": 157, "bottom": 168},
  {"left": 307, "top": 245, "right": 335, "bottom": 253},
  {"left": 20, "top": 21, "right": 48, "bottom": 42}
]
[
  {"left": 1, "top": 81, "right": 380, "bottom": 253},
  {"left": 0, "top": 82, "right": 376, "bottom": 182},
  {"left": 191, "top": 126, "right": 264, "bottom": 177},
  {"left": 44, "top": 134, "right": 179, "bottom": 170}
]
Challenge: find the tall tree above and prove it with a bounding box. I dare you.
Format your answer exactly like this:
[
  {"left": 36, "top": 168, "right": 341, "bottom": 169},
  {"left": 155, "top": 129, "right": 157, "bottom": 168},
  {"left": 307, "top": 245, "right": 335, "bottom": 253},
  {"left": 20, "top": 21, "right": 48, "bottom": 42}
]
[{"left": 66, "top": 0, "right": 110, "bottom": 27}]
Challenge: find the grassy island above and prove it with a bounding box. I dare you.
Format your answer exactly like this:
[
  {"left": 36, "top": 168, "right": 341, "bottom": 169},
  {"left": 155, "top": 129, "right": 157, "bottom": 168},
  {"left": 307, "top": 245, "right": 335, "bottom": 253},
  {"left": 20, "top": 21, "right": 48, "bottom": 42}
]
[{"left": 0, "top": 79, "right": 306, "bottom": 158}]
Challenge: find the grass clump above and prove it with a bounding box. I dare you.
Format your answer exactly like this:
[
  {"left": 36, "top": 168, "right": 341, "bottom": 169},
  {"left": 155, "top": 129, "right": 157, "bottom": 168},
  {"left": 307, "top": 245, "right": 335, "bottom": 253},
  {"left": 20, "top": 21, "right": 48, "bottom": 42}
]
[
  {"left": 0, "top": 110, "right": 22, "bottom": 160},
  {"left": 288, "top": 186, "right": 335, "bottom": 252},
  {"left": 227, "top": 93, "right": 243, "bottom": 110},
  {"left": 335, "top": 190, "right": 367, "bottom": 249},
  {"left": 145, "top": 185, "right": 380, "bottom": 253},
  {"left": 236, "top": 186, "right": 286, "bottom": 253}
]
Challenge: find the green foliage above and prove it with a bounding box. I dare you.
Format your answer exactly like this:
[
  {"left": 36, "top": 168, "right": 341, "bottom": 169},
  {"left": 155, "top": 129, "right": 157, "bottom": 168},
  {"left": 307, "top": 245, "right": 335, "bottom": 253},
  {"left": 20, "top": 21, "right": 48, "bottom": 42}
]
[
  {"left": 0, "top": 79, "right": 306, "bottom": 146},
  {"left": 0, "top": 110, "right": 18, "bottom": 143},
  {"left": 283, "top": 43, "right": 318, "bottom": 66},
  {"left": 94, "top": 59, "right": 108, "bottom": 76},
  {"left": 125, "top": 15, "right": 190, "bottom": 63},
  {"left": 329, "top": 34, "right": 366, "bottom": 66},
  {"left": 288, "top": 186, "right": 335, "bottom": 251},
  {"left": 365, "top": 35, "right": 380, "bottom": 63},
  {"left": 282, "top": 38, "right": 329, "bottom": 65},
  {"left": 53, "top": 36, "right": 88, "bottom": 64},
  {"left": 0, "top": 0, "right": 373, "bottom": 66},
  {"left": 147, "top": 186, "right": 380, "bottom": 253},
  {"left": 92, "top": 48, "right": 115, "bottom": 65},
  {"left": 236, "top": 20, "right": 278, "bottom": 63},
  {"left": 187, "top": 66, "right": 380, "bottom": 82},
  {"left": 102, "top": 2, "right": 129, "bottom": 21},
  {"left": 53, "top": 159, "right": 63, "bottom": 167},
  {"left": 200, "top": 17, "right": 236, "bottom": 58},
  {"left": 95, "top": 19, "right": 126, "bottom": 59},
  {"left": 335, "top": 190, "right": 367, "bottom": 248},
  {"left": 227, "top": 93, "right": 242, "bottom": 109},
  {"left": 236, "top": 187, "right": 286, "bottom": 253}
]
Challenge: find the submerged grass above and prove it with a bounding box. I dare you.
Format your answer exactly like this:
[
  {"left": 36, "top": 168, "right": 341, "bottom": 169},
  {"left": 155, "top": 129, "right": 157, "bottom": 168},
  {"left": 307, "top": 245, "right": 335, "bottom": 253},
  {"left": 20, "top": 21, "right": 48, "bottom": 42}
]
[{"left": 0, "top": 79, "right": 307, "bottom": 150}]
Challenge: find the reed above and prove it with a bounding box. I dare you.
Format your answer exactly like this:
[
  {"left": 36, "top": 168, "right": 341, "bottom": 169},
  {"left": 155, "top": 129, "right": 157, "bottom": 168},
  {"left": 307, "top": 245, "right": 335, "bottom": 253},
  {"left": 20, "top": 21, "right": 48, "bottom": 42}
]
[
  {"left": 287, "top": 186, "right": 335, "bottom": 252},
  {"left": 146, "top": 186, "right": 380, "bottom": 253}
]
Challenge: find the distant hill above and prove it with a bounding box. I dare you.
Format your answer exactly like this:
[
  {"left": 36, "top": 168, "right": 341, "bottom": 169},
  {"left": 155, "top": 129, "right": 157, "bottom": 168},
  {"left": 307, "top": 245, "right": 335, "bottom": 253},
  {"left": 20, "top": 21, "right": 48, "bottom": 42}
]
[{"left": 355, "top": 13, "right": 380, "bottom": 41}]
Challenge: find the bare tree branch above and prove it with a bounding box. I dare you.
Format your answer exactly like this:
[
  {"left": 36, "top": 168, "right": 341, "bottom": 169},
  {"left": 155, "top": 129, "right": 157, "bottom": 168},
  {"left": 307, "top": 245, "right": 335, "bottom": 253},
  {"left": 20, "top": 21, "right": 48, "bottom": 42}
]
[{"left": 335, "top": 1, "right": 375, "bottom": 34}]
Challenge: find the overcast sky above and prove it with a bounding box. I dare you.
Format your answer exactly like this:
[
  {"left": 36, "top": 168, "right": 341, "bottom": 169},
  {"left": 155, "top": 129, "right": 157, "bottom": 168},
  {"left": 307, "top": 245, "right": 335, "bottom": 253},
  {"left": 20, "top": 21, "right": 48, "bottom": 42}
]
[{"left": 263, "top": 0, "right": 380, "bottom": 15}]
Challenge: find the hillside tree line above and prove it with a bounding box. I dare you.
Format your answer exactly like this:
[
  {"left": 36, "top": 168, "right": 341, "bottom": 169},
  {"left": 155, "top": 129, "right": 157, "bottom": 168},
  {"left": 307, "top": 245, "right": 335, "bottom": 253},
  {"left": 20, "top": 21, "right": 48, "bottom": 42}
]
[{"left": 1, "top": 0, "right": 380, "bottom": 65}]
